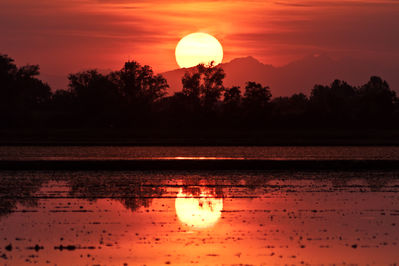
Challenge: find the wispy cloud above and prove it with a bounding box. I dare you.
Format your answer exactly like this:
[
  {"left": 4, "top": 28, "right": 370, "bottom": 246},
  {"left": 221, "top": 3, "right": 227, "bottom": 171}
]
[{"left": 0, "top": 0, "right": 398, "bottom": 85}]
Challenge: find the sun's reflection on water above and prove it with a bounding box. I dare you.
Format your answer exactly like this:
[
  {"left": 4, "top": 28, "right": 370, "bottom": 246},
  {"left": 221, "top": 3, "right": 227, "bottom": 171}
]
[{"left": 175, "top": 188, "right": 223, "bottom": 229}]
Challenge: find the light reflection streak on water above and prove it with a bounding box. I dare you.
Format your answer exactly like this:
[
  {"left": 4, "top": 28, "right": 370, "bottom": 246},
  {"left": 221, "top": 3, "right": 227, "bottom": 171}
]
[{"left": 3, "top": 146, "right": 399, "bottom": 160}]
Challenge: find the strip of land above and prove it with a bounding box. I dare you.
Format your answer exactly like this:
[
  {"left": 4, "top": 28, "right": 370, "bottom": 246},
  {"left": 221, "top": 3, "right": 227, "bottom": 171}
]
[
  {"left": 1, "top": 159, "right": 399, "bottom": 171},
  {"left": 2, "top": 129, "right": 399, "bottom": 146}
]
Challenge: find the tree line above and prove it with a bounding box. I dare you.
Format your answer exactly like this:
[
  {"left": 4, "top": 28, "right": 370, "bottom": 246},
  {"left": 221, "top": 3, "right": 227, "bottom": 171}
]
[{"left": 1, "top": 53, "right": 398, "bottom": 129}]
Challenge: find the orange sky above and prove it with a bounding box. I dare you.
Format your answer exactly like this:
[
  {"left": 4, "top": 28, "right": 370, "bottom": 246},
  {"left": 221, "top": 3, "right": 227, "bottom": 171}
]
[{"left": 1, "top": 0, "right": 398, "bottom": 89}]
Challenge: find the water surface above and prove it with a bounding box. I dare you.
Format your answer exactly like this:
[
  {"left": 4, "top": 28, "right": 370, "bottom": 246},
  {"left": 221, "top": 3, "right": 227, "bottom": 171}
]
[{"left": 0, "top": 170, "right": 398, "bottom": 265}]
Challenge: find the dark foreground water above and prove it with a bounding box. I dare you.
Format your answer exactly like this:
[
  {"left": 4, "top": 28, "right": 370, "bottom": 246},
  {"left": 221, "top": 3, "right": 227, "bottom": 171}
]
[{"left": 0, "top": 170, "right": 398, "bottom": 265}]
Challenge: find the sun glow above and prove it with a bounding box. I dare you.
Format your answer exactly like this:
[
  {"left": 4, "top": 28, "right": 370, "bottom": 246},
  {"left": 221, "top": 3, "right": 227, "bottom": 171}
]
[
  {"left": 175, "top": 188, "right": 223, "bottom": 229},
  {"left": 175, "top": 32, "right": 223, "bottom": 68}
]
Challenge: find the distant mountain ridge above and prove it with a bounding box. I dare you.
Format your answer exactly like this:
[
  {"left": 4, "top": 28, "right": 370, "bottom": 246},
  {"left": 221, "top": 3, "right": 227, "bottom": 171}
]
[{"left": 161, "top": 54, "right": 399, "bottom": 97}]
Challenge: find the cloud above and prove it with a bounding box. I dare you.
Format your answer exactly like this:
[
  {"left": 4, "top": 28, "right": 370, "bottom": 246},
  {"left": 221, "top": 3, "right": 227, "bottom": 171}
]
[{"left": 0, "top": 0, "right": 398, "bottom": 89}]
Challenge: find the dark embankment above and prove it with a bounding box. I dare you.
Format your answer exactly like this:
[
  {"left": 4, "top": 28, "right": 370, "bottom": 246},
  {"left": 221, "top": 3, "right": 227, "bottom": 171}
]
[
  {"left": 2, "top": 129, "right": 399, "bottom": 146},
  {"left": 1, "top": 159, "right": 399, "bottom": 171}
]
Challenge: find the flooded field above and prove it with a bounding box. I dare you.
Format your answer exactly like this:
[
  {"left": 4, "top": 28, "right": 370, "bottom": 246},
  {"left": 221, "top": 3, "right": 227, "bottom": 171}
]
[{"left": 0, "top": 170, "right": 398, "bottom": 265}]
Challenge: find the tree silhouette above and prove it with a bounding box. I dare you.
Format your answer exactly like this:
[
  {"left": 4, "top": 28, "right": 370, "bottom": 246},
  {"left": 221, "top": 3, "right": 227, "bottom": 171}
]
[
  {"left": 222, "top": 86, "right": 242, "bottom": 125},
  {"left": 309, "top": 79, "right": 357, "bottom": 125},
  {"left": 67, "top": 70, "right": 121, "bottom": 126},
  {"left": 110, "top": 61, "right": 168, "bottom": 105},
  {"left": 224, "top": 86, "right": 241, "bottom": 107},
  {"left": 1, "top": 52, "right": 399, "bottom": 131},
  {"left": 0, "top": 54, "right": 51, "bottom": 127},
  {"left": 181, "top": 63, "right": 225, "bottom": 111},
  {"left": 59, "top": 61, "right": 169, "bottom": 127},
  {"left": 109, "top": 61, "right": 168, "bottom": 126},
  {"left": 357, "top": 76, "right": 396, "bottom": 124},
  {"left": 176, "top": 63, "right": 225, "bottom": 126},
  {"left": 242, "top": 81, "right": 272, "bottom": 126},
  {"left": 272, "top": 93, "right": 309, "bottom": 127},
  {"left": 0, "top": 54, "right": 19, "bottom": 122},
  {"left": 181, "top": 71, "right": 201, "bottom": 114},
  {"left": 243, "top": 82, "right": 272, "bottom": 109}
]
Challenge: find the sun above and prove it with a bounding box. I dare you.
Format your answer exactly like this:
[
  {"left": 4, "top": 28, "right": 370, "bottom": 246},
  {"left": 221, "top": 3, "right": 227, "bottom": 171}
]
[
  {"left": 175, "top": 188, "right": 223, "bottom": 229},
  {"left": 175, "top": 32, "right": 223, "bottom": 68}
]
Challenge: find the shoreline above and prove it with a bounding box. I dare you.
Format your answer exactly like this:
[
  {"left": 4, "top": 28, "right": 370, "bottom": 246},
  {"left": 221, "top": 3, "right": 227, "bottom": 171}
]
[
  {"left": 1, "top": 159, "right": 399, "bottom": 171},
  {"left": 2, "top": 129, "right": 399, "bottom": 146}
]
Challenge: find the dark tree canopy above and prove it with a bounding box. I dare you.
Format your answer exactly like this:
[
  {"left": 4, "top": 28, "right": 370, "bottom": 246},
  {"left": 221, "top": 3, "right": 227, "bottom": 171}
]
[
  {"left": 110, "top": 61, "right": 168, "bottom": 105},
  {"left": 357, "top": 76, "right": 396, "bottom": 122},
  {"left": 243, "top": 82, "right": 272, "bottom": 109},
  {"left": 60, "top": 61, "right": 168, "bottom": 127},
  {"left": 221, "top": 86, "right": 242, "bottom": 126},
  {"left": 309, "top": 79, "right": 357, "bottom": 123},
  {"left": 1, "top": 53, "right": 399, "bottom": 130},
  {"left": 182, "top": 63, "right": 225, "bottom": 111},
  {"left": 0, "top": 54, "right": 51, "bottom": 127},
  {"left": 224, "top": 86, "right": 241, "bottom": 105},
  {"left": 223, "top": 86, "right": 242, "bottom": 111},
  {"left": 272, "top": 93, "right": 309, "bottom": 118},
  {"left": 67, "top": 70, "right": 120, "bottom": 125}
]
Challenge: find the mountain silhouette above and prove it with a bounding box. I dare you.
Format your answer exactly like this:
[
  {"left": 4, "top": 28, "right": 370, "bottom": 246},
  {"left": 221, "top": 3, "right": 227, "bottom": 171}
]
[{"left": 162, "top": 54, "right": 399, "bottom": 97}]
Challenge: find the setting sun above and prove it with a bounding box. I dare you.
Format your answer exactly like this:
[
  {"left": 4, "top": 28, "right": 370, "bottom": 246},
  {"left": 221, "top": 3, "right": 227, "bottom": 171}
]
[
  {"left": 175, "top": 32, "right": 223, "bottom": 68},
  {"left": 175, "top": 188, "right": 223, "bottom": 229}
]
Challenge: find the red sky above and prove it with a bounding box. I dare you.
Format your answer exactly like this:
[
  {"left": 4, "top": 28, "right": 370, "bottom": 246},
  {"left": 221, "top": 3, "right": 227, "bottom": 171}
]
[{"left": 1, "top": 0, "right": 398, "bottom": 89}]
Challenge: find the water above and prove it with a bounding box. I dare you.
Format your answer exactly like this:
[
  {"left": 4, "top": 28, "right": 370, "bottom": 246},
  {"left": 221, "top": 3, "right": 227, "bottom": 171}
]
[
  {"left": 1, "top": 170, "right": 398, "bottom": 265},
  {"left": 2, "top": 146, "right": 399, "bottom": 160}
]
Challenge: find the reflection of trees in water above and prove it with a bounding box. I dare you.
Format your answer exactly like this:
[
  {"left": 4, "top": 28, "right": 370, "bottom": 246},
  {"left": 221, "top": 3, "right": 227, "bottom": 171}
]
[
  {"left": 178, "top": 172, "right": 276, "bottom": 198},
  {"left": 331, "top": 172, "right": 393, "bottom": 192},
  {"left": 0, "top": 173, "right": 48, "bottom": 218},
  {"left": 66, "top": 173, "right": 166, "bottom": 212},
  {"left": 0, "top": 172, "right": 263, "bottom": 217},
  {"left": 180, "top": 176, "right": 224, "bottom": 198},
  {"left": 0, "top": 171, "right": 398, "bottom": 218},
  {"left": 331, "top": 176, "right": 349, "bottom": 190},
  {"left": 366, "top": 178, "right": 388, "bottom": 192},
  {"left": 240, "top": 174, "right": 273, "bottom": 191},
  {"left": 0, "top": 172, "right": 166, "bottom": 217},
  {"left": 363, "top": 172, "right": 390, "bottom": 192}
]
